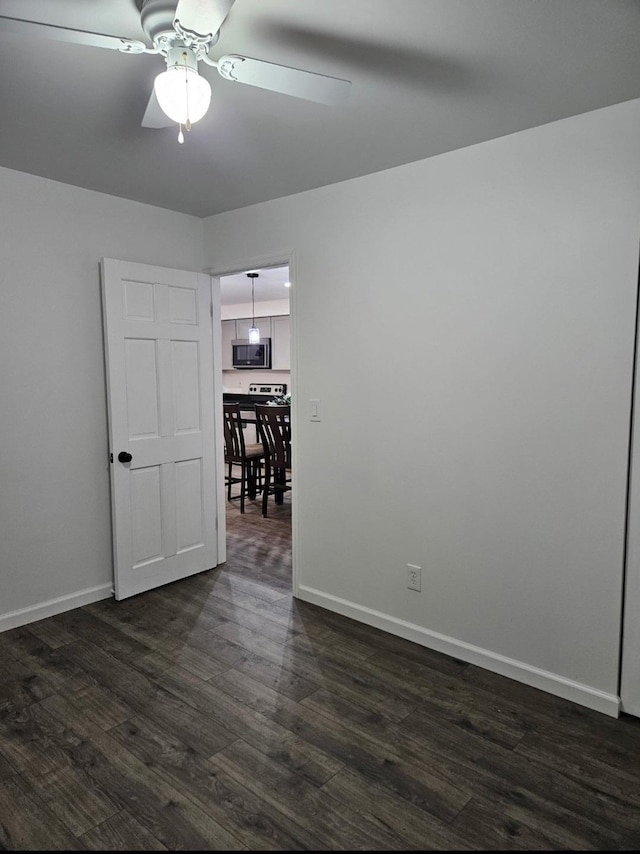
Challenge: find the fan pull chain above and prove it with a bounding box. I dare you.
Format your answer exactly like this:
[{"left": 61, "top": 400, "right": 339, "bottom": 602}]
[
  {"left": 183, "top": 52, "right": 192, "bottom": 137},
  {"left": 178, "top": 125, "right": 184, "bottom": 144}
]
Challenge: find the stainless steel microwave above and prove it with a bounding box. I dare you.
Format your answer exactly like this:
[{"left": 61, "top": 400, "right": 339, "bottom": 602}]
[{"left": 232, "top": 338, "right": 272, "bottom": 369}]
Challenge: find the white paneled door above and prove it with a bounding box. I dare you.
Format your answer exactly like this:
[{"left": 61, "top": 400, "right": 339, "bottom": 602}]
[{"left": 101, "top": 258, "right": 221, "bottom": 599}]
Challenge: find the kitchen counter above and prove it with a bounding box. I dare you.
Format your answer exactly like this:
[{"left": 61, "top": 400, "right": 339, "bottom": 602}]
[{"left": 223, "top": 392, "right": 258, "bottom": 406}]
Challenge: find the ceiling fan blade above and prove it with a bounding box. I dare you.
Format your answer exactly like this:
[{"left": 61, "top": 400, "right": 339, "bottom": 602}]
[
  {"left": 216, "top": 55, "right": 351, "bottom": 105},
  {"left": 141, "top": 88, "right": 175, "bottom": 129},
  {"left": 0, "top": 15, "right": 147, "bottom": 53},
  {"left": 173, "top": 0, "right": 236, "bottom": 40}
]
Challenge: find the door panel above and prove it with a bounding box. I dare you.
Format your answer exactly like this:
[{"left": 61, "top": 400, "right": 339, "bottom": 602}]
[{"left": 101, "top": 258, "right": 221, "bottom": 600}]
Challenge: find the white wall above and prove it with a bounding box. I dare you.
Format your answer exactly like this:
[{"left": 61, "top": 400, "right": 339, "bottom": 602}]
[
  {"left": 0, "top": 167, "right": 205, "bottom": 626},
  {"left": 221, "top": 298, "right": 290, "bottom": 320},
  {"left": 2, "top": 100, "right": 639, "bottom": 716},
  {"left": 203, "top": 100, "right": 640, "bottom": 715}
]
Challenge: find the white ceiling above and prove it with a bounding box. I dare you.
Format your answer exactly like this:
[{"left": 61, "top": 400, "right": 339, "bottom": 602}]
[
  {"left": 1, "top": 1, "right": 640, "bottom": 219},
  {"left": 220, "top": 263, "right": 290, "bottom": 306}
]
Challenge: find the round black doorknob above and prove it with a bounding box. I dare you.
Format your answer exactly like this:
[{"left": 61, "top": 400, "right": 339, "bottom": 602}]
[{"left": 118, "top": 451, "right": 133, "bottom": 463}]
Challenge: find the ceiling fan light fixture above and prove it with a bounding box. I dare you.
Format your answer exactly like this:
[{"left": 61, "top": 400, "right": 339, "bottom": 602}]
[{"left": 154, "top": 47, "right": 211, "bottom": 126}]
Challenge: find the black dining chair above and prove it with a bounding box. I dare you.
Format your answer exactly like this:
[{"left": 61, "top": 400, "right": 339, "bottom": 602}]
[
  {"left": 255, "top": 404, "right": 291, "bottom": 517},
  {"left": 223, "top": 402, "right": 265, "bottom": 513}
]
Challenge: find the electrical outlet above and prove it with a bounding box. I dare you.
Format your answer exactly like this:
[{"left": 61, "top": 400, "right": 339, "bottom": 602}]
[{"left": 407, "top": 564, "right": 421, "bottom": 591}]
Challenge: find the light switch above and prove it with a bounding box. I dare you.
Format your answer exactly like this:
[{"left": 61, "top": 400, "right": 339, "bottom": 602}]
[{"left": 310, "top": 399, "right": 320, "bottom": 421}]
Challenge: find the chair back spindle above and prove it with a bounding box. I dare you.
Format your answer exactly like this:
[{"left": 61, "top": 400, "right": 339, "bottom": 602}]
[
  {"left": 255, "top": 404, "right": 291, "bottom": 516},
  {"left": 223, "top": 402, "right": 265, "bottom": 513}
]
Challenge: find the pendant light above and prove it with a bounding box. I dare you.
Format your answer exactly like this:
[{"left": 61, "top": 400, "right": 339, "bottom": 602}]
[{"left": 247, "top": 272, "right": 260, "bottom": 344}]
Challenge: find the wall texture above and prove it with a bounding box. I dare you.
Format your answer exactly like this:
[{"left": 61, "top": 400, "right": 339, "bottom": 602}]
[
  {"left": 0, "top": 168, "right": 205, "bottom": 625},
  {"left": 202, "top": 100, "right": 640, "bottom": 715}
]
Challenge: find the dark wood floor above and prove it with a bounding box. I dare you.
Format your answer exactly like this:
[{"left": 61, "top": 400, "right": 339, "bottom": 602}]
[{"left": 2, "top": 490, "right": 640, "bottom": 850}]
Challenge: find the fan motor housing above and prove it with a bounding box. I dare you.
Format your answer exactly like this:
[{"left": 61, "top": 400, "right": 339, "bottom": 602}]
[
  {"left": 140, "top": 0, "right": 178, "bottom": 44},
  {"left": 140, "top": 0, "right": 220, "bottom": 49}
]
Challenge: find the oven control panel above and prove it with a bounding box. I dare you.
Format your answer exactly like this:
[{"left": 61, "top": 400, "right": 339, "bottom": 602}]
[{"left": 248, "top": 383, "right": 286, "bottom": 396}]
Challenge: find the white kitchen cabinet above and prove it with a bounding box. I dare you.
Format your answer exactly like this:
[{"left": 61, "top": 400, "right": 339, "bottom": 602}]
[
  {"left": 221, "top": 319, "right": 236, "bottom": 370},
  {"left": 271, "top": 315, "right": 291, "bottom": 370},
  {"left": 221, "top": 315, "right": 289, "bottom": 370}
]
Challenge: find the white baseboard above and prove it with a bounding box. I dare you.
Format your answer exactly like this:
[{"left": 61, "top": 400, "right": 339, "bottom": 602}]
[
  {"left": 0, "top": 584, "right": 113, "bottom": 634},
  {"left": 297, "top": 585, "right": 621, "bottom": 719}
]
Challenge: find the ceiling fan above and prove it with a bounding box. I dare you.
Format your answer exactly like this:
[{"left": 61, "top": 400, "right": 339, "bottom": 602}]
[{"left": 0, "top": 0, "right": 352, "bottom": 143}]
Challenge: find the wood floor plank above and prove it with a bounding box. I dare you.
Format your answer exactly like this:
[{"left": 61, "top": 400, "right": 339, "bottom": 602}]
[
  {"left": 0, "top": 501, "right": 639, "bottom": 849},
  {"left": 355, "top": 651, "right": 531, "bottom": 749},
  {"left": 517, "top": 704, "right": 640, "bottom": 764},
  {"left": 451, "top": 796, "right": 583, "bottom": 851},
  {"left": 284, "top": 626, "right": 382, "bottom": 663},
  {"left": 0, "top": 626, "right": 98, "bottom": 695},
  {"left": 200, "top": 583, "right": 297, "bottom": 628},
  {"left": 51, "top": 608, "right": 153, "bottom": 663},
  {"left": 44, "top": 683, "right": 133, "bottom": 732},
  {"left": 147, "top": 571, "right": 299, "bottom": 643},
  {"left": 402, "top": 706, "right": 636, "bottom": 849},
  {"left": 210, "top": 668, "right": 472, "bottom": 825},
  {"left": 228, "top": 624, "right": 418, "bottom": 723},
  {"left": 205, "top": 570, "right": 292, "bottom": 604},
  {"left": 112, "top": 584, "right": 230, "bottom": 637},
  {"left": 82, "top": 601, "right": 192, "bottom": 658},
  {"left": 298, "top": 685, "right": 624, "bottom": 850},
  {"left": 26, "top": 762, "right": 120, "bottom": 838},
  {"left": 78, "top": 809, "right": 168, "bottom": 850},
  {"left": 180, "top": 590, "right": 300, "bottom": 645},
  {"left": 214, "top": 562, "right": 292, "bottom": 595},
  {"left": 109, "top": 716, "right": 327, "bottom": 850},
  {"left": 513, "top": 726, "right": 640, "bottom": 807},
  {"left": 25, "top": 618, "right": 80, "bottom": 649},
  {"left": 272, "top": 597, "right": 470, "bottom": 678},
  {"left": 0, "top": 654, "right": 58, "bottom": 711},
  {"left": 305, "top": 673, "right": 633, "bottom": 849},
  {"left": 61, "top": 639, "right": 238, "bottom": 759},
  {"left": 0, "top": 748, "right": 17, "bottom": 780},
  {"left": 210, "top": 737, "right": 405, "bottom": 850},
  {"left": 137, "top": 644, "right": 230, "bottom": 682},
  {"left": 145, "top": 665, "right": 344, "bottom": 786},
  {"left": 192, "top": 629, "right": 322, "bottom": 702},
  {"left": 40, "top": 692, "right": 247, "bottom": 850},
  {"left": 0, "top": 775, "right": 84, "bottom": 850},
  {"left": 321, "top": 765, "right": 473, "bottom": 851},
  {"left": 0, "top": 701, "right": 71, "bottom": 779},
  {"left": 461, "top": 663, "right": 613, "bottom": 729},
  {"left": 11, "top": 700, "right": 128, "bottom": 838}
]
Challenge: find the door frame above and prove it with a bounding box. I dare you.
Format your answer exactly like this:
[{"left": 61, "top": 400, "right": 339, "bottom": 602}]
[
  {"left": 210, "top": 272, "right": 227, "bottom": 568},
  {"left": 207, "top": 250, "right": 299, "bottom": 596},
  {"left": 620, "top": 249, "right": 640, "bottom": 715}
]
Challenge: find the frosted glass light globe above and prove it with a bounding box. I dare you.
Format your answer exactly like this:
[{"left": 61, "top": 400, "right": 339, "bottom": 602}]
[{"left": 154, "top": 65, "right": 211, "bottom": 125}]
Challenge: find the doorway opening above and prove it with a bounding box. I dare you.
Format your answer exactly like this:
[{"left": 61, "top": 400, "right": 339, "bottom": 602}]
[{"left": 218, "top": 263, "right": 292, "bottom": 586}]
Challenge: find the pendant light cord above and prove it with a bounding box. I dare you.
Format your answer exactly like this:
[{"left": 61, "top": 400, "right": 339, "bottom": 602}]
[{"left": 247, "top": 272, "right": 259, "bottom": 343}]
